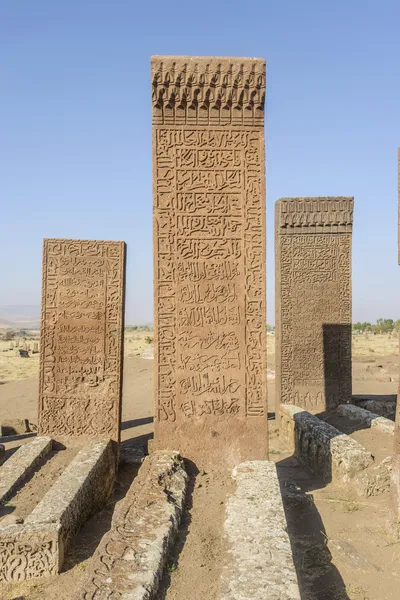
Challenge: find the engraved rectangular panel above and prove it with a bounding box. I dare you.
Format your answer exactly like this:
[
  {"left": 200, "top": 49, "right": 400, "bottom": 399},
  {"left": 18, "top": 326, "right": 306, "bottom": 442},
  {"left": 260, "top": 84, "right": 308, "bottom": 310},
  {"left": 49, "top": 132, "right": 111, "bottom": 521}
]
[
  {"left": 38, "top": 239, "right": 126, "bottom": 442},
  {"left": 275, "top": 197, "right": 353, "bottom": 414},
  {"left": 152, "top": 56, "right": 267, "bottom": 467}
]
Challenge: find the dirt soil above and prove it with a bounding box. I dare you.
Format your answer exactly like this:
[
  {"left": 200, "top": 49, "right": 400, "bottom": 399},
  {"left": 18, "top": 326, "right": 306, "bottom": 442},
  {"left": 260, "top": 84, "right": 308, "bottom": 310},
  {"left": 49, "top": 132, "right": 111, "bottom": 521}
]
[
  {"left": 0, "top": 352, "right": 399, "bottom": 599},
  {"left": 270, "top": 427, "right": 400, "bottom": 600},
  {"left": 158, "top": 466, "right": 234, "bottom": 600}
]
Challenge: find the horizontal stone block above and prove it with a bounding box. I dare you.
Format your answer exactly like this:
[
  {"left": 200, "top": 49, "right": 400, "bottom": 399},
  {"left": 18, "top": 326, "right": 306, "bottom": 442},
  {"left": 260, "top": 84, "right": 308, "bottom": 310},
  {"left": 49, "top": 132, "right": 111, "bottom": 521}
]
[
  {"left": 0, "top": 522, "right": 61, "bottom": 582},
  {"left": 0, "top": 436, "right": 52, "bottom": 503},
  {"left": 79, "top": 450, "right": 187, "bottom": 600},
  {"left": 221, "top": 460, "right": 300, "bottom": 600},
  {"left": 337, "top": 403, "right": 394, "bottom": 435},
  {"left": 352, "top": 395, "right": 396, "bottom": 420},
  {"left": 26, "top": 439, "right": 115, "bottom": 552},
  {"left": 280, "top": 404, "right": 373, "bottom": 483}
]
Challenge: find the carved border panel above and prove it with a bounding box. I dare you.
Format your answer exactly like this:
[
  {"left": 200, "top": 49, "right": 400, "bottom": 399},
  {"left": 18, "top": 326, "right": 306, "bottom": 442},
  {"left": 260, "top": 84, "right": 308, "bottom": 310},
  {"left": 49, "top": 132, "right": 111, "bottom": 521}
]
[
  {"left": 275, "top": 198, "right": 353, "bottom": 413},
  {"left": 38, "top": 239, "right": 126, "bottom": 442}
]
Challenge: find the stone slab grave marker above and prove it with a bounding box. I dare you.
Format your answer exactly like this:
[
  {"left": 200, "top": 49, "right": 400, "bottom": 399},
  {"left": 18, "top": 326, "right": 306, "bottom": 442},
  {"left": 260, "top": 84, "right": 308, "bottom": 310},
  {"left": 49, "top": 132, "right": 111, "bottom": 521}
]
[
  {"left": 275, "top": 197, "right": 353, "bottom": 414},
  {"left": 0, "top": 239, "right": 125, "bottom": 582},
  {"left": 152, "top": 56, "right": 268, "bottom": 467},
  {"left": 38, "top": 239, "right": 126, "bottom": 443},
  {"left": 391, "top": 149, "right": 400, "bottom": 533}
]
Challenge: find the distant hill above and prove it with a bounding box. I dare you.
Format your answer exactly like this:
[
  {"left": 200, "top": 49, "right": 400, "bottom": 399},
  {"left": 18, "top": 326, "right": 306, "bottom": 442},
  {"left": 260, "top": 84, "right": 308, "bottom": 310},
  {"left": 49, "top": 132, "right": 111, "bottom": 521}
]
[{"left": 0, "top": 305, "right": 40, "bottom": 329}]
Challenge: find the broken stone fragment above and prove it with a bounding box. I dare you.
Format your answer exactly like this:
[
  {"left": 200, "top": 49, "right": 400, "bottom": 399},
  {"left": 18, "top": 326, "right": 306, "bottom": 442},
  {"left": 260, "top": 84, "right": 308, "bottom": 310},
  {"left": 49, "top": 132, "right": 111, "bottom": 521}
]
[{"left": 1, "top": 418, "right": 30, "bottom": 436}]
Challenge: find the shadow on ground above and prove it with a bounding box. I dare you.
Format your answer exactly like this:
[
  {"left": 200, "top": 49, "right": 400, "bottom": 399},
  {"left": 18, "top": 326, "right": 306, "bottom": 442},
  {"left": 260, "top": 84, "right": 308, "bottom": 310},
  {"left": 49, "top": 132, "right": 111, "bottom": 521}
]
[{"left": 277, "top": 456, "right": 350, "bottom": 600}]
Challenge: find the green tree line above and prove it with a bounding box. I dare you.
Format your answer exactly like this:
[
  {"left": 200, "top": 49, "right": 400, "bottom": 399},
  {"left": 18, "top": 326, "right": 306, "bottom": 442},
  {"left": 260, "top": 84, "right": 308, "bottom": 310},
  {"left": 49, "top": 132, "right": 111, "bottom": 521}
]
[{"left": 353, "top": 319, "right": 400, "bottom": 334}]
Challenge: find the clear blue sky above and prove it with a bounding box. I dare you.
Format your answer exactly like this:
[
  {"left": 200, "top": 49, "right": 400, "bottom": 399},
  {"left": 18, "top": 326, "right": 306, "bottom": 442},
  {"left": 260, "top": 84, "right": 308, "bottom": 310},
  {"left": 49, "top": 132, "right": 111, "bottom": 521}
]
[{"left": 1, "top": 0, "right": 399, "bottom": 324}]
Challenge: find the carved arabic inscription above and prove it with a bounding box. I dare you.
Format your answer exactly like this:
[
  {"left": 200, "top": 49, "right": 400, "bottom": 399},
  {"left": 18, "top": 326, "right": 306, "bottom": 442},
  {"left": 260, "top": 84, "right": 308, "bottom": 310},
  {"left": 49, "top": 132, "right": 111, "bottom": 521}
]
[
  {"left": 38, "top": 239, "right": 125, "bottom": 441},
  {"left": 155, "top": 128, "right": 266, "bottom": 423}
]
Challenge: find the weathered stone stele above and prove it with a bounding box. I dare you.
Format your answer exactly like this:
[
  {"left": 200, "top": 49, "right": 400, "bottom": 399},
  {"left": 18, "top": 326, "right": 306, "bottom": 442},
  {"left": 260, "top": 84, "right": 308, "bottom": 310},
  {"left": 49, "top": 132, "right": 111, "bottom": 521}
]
[
  {"left": 398, "top": 148, "right": 400, "bottom": 265},
  {"left": 391, "top": 149, "right": 400, "bottom": 532},
  {"left": 275, "top": 197, "right": 353, "bottom": 414},
  {"left": 38, "top": 239, "right": 126, "bottom": 443},
  {"left": 152, "top": 56, "right": 268, "bottom": 467}
]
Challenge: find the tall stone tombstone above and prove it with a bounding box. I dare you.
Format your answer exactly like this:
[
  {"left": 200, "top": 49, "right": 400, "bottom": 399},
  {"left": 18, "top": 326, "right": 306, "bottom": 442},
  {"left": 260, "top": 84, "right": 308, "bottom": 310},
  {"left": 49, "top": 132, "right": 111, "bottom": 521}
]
[
  {"left": 275, "top": 197, "right": 353, "bottom": 414},
  {"left": 38, "top": 239, "right": 126, "bottom": 444},
  {"left": 152, "top": 56, "right": 268, "bottom": 468},
  {"left": 391, "top": 149, "right": 400, "bottom": 532}
]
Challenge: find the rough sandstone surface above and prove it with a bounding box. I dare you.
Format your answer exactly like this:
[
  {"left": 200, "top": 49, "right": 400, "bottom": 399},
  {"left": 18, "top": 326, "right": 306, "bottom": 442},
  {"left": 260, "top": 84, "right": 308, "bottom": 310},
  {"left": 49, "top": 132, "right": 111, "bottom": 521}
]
[
  {"left": 0, "top": 436, "right": 52, "bottom": 503},
  {"left": 79, "top": 450, "right": 187, "bottom": 600},
  {"left": 38, "top": 238, "right": 126, "bottom": 443},
  {"left": 0, "top": 239, "right": 127, "bottom": 582},
  {"left": 355, "top": 456, "right": 392, "bottom": 497},
  {"left": 152, "top": 56, "right": 268, "bottom": 468},
  {"left": 280, "top": 404, "right": 373, "bottom": 483},
  {"left": 337, "top": 403, "right": 395, "bottom": 435},
  {"left": 275, "top": 197, "right": 353, "bottom": 413},
  {"left": 221, "top": 461, "right": 300, "bottom": 600}
]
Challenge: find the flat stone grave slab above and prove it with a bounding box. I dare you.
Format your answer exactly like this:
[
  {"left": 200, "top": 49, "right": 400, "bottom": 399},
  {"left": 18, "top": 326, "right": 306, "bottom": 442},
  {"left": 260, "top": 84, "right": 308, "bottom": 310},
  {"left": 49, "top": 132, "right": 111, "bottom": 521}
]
[
  {"left": 0, "top": 436, "right": 115, "bottom": 583},
  {"left": 280, "top": 404, "right": 373, "bottom": 483},
  {"left": 79, "top": 450, "right": 187, "bottom": 600},
  {"left": 221, "top": 460, "right": 300, "bottom": 600},
  {"left": 319, "top": 408, "right": 393, "bottom": 466}
]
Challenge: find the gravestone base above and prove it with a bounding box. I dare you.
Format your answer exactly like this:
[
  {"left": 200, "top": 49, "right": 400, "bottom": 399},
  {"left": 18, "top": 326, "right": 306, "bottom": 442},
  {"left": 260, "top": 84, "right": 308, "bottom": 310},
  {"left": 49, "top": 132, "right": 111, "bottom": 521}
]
[
  {"left": 0, "top": 437, "right": 115, "bottom": 582},
  {"left": 154, "top": 418, "right": 268, "bottom": 470}
]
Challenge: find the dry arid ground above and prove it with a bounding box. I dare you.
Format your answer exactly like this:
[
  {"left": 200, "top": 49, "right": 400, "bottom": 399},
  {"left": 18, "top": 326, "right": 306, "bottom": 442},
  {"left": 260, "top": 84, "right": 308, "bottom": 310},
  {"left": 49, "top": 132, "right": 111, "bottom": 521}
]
[{"left": 0, "top": 331, "right": 399, "bottom": 599}]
